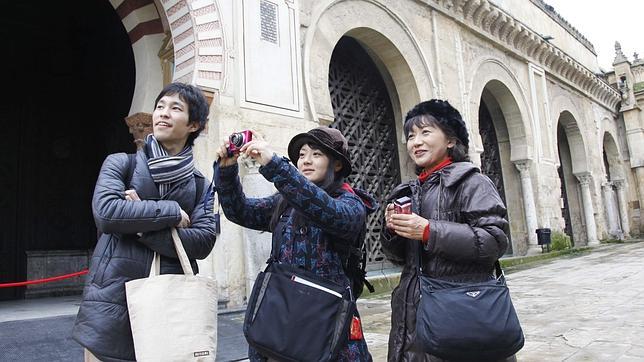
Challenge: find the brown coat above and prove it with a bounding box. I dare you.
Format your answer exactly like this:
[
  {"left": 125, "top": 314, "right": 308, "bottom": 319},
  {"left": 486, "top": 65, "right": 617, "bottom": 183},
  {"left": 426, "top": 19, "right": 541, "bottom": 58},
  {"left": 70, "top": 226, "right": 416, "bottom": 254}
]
[{"left": 381, "top": 162, "right": 510, "bottom": 361}]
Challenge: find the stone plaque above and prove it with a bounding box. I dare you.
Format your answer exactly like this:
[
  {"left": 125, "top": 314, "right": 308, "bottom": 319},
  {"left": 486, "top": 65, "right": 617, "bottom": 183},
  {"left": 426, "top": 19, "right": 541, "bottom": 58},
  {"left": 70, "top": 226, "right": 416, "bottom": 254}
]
[
  {"left": 242, "top": 0, "right": 301, "bottom": 112},
  {"left": 260, "top": 0, "right": 278, "bottom": 44}
]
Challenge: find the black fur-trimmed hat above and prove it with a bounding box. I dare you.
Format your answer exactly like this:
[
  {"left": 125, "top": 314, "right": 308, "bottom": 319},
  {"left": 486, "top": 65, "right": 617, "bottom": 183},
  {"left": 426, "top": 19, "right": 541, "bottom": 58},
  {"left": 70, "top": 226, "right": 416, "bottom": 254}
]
[{"left": 404, "top": 99, "right": 469, "bottom": 149}]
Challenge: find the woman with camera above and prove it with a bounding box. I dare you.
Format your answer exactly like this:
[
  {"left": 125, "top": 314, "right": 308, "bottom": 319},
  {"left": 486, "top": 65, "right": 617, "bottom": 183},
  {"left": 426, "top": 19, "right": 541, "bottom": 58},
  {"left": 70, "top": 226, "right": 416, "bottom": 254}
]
[
  {"left": 381, "top": 100, "right": 513, "bottom": 361},
  {"left": 214, "top": 127, "right": 376, "bottom": 361}
]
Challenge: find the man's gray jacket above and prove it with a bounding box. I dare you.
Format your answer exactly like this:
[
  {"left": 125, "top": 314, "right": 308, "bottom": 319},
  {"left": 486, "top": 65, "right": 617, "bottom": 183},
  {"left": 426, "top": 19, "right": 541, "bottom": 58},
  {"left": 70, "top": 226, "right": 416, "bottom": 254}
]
[{"left": 73, "top": 150, "right": 216, "bottom": 362}]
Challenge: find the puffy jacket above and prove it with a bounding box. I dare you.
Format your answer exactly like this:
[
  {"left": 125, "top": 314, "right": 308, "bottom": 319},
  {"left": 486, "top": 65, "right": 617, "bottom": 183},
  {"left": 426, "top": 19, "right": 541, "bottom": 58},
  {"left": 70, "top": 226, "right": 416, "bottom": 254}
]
[
  {"left": 73, "top": 150, "right": 216, "bottom": 362},
  {"left": 381, "top": 162, "right": 509, "bottom": 361},
  {"left": 215, "top": 155, "right": 377, "bottom": 361}
]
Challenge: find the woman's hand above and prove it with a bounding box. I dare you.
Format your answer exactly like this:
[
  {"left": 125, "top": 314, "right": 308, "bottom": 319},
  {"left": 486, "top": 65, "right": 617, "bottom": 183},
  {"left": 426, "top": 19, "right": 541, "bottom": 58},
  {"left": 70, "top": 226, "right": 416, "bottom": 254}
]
[
  {"left": 385, "top": 203, "right": 395, "bottom": 229},
  {"left": 389, "top": 212, "right": 429, "bottom": 241},
  {"left": 239, "top": 130, "right": 274, "bottom": 166},
  {"left": 216, "top": 139, "right": 240, "bottom": 167}
]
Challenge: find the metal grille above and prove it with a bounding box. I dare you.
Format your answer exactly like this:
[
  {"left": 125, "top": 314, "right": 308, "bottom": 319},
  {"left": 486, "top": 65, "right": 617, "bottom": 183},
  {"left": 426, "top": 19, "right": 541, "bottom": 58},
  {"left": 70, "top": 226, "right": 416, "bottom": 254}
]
[
  {"left": 328, "top": 37, "right": 401, "bottom": 266},
  {"left": 478, "top": 101, "right": 512, "bottom": 253}
]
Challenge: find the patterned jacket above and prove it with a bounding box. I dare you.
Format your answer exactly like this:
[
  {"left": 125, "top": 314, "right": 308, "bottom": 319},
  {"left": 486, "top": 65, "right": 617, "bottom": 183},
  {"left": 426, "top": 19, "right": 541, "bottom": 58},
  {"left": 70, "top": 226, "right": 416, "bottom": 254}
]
[{"left": 215, "top": 155, "right": 377, "bottom": 361}]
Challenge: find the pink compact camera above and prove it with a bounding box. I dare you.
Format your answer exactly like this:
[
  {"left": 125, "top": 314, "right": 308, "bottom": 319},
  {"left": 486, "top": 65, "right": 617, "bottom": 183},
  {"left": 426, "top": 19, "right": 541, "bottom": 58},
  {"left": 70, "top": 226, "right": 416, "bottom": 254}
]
[
  {"left": 393, "top": 196, "right": 412, "bottom": 214},
  {"left": 227, "top": 130, "right": 253, "bottom": 155}
]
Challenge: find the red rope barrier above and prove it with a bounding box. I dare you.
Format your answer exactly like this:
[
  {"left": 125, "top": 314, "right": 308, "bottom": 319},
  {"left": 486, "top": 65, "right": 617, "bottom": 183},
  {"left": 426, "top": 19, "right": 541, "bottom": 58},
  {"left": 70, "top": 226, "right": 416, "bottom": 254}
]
[{"left": 0, "top": 269, "right": 88, "bottom": 288}]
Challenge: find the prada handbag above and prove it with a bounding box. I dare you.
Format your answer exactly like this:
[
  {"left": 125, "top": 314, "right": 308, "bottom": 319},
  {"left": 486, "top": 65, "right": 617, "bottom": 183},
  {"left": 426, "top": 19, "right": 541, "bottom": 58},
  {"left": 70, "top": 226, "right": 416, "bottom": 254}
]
[
  {"left": 416, "top": 257, "right": 524, "bottom": 361},
  {"left": 125, "top": 228, "right": 218, "bottom": 361},
  {"left": 243, "top": 233, "right": 355, "bottom": 361}
]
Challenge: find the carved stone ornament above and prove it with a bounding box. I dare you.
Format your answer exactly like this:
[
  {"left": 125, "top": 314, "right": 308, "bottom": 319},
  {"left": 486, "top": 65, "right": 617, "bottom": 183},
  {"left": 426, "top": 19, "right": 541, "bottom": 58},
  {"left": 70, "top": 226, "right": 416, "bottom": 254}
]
[
  {"left": 125, "top": 112, "right": 153, "bottom": 149},
  {"left": 613, "top": 41, "right": 628, "bottom": 65}
]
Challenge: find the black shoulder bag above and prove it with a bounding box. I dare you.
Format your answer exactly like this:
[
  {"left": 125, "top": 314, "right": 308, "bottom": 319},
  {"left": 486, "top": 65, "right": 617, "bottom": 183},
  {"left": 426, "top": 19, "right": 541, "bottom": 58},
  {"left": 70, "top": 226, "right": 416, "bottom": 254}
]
[
  {"left": 243, "top": 219, "right": 356, "bottom": 362},
  {"left": 415, "top": 244, "right": 525, "bottom": 360}
]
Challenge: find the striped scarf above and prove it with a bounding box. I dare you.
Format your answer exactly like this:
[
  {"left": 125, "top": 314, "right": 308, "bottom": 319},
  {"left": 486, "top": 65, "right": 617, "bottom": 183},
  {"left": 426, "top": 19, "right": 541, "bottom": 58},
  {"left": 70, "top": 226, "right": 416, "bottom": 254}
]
[{"left": 145, "top": 134, "right": 194, "bottom": 197}]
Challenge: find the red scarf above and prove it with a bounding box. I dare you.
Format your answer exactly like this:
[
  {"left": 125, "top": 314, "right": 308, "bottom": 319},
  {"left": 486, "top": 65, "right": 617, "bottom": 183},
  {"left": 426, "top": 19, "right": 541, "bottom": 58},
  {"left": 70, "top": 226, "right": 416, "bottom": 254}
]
[{"left": 418, "top": 158, "right": 452, "bottom": 183}]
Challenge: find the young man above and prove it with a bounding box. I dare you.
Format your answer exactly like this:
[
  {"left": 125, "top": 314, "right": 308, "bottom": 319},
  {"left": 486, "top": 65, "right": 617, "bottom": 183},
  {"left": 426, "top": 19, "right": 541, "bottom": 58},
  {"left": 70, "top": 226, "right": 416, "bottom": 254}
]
[{"left": 73, "top": 83, "right": 217, "bottom": 362}]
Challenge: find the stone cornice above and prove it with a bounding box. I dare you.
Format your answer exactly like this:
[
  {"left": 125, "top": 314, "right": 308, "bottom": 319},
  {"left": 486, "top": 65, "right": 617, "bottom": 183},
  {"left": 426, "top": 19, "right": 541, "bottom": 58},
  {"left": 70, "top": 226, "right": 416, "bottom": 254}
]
[
  {"left": 418, "top": 0, "right": 620, "bottom": 111},
  {"left": 528, "top": 0, "right": 595, "bottom": 54}
]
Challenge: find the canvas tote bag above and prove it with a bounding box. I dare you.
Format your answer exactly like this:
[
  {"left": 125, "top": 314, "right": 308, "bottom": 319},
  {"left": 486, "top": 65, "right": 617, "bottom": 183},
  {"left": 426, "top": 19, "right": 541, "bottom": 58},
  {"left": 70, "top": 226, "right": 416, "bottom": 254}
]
[{"left": 126, "top": 228, "right": 218, "bottom": 361}]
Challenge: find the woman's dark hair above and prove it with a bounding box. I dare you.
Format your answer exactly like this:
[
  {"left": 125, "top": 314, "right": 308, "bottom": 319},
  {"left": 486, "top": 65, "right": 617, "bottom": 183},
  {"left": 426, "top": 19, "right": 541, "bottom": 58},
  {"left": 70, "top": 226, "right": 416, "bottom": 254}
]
[
  {"left": 404, "top": 114, "right": 470, "bottom": 165},
  {"left": 154, "top": 82, "right": 209, "bottom": 146},
  {"left": 269, "top": 142, "right": 344, "bottom": 231}
]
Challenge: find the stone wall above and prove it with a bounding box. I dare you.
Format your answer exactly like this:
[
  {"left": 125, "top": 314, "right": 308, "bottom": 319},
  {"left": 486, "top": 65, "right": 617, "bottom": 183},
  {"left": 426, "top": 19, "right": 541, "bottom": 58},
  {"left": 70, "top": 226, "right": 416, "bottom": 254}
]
[{"left": 148, "top": 0, "right": 635, "bottom": 306}]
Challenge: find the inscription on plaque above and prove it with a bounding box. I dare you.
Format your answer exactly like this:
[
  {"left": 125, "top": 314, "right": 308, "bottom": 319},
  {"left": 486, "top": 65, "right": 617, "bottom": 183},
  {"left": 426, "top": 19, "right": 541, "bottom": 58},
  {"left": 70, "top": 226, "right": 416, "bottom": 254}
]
[{"left": 260, "top": 0, "right": 278, "bottom": 44}]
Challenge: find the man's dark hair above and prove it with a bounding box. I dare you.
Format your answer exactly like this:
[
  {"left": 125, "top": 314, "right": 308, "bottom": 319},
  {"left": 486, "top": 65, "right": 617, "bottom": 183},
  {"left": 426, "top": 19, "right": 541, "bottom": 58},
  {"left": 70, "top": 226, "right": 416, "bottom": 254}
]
[{"left": 154, "top": 82, "right": 209, "bottom": 146}]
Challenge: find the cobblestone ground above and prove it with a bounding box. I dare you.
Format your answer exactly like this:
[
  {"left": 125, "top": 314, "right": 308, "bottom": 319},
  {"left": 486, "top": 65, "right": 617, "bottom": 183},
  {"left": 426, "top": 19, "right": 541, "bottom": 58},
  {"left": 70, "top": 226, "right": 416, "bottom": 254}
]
[{"left": 358, "top": 241, "right": 644, "bottom": 361}]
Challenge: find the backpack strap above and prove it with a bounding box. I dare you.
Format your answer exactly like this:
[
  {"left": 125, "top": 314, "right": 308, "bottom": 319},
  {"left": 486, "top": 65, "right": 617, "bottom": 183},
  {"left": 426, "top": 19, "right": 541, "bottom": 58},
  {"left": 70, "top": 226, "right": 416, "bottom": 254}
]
[
  {"left": 125, "top": 153, "right": 137, "bottom": 189},
  {"left": 330, "top": 228, "right": 375, "bottom": 295}
]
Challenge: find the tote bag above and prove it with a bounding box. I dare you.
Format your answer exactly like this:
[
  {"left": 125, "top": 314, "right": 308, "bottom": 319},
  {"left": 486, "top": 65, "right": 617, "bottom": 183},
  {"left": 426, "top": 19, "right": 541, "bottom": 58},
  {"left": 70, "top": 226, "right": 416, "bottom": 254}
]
[
  {"left": 125, "top": 228, "right": 218, "bottom": 361},
  {"left": 416, "top": 261, "right": 524, "bottom": 360}
]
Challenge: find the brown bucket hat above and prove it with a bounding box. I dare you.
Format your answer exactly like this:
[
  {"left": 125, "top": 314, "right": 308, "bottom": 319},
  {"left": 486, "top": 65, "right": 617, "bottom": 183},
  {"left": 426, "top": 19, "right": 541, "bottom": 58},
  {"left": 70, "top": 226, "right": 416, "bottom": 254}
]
[{"left": 287, "top": 127, "right": 352, "bottom": 177}]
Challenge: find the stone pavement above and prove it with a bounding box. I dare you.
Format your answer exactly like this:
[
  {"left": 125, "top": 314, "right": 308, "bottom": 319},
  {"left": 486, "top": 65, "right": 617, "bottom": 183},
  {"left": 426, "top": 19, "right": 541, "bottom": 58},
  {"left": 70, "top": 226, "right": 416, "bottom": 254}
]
[
  {"left": 359, "top": 241, "right": 644, "bottom": 361},
  {"left": 2, "top": 241, "right": 644, "bottom": 361}
]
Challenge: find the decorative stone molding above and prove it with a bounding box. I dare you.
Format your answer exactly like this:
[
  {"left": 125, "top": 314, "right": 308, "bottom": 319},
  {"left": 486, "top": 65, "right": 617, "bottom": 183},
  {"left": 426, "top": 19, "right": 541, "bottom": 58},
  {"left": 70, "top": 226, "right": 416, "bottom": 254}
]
[
  {"left": 112, "top": 0, "right": 164, "bottom": 44},
  {"left": 418, "top": 0, "right": 621, "bottom": 110},
  {"left": 158, "top": 0, "right": 225, "bottom": 94},
  {"left": 613, "top": 42, "right": 628, "bottom": 65},
  {"left": 576, "top": 173, "right": 592, "bottom": 186},
  {"left": 125, "top": 112, "right": 153, "bottom": 149},
  {"left": 612, "top": 179, "right": 625, "bottom": 190}
]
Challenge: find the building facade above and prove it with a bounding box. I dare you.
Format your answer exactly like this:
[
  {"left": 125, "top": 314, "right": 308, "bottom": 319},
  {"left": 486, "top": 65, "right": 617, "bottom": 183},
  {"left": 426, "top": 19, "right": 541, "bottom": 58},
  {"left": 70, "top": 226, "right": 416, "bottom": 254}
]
[{"left": 2, "top": 0, "right": 642, "bottom": 304}]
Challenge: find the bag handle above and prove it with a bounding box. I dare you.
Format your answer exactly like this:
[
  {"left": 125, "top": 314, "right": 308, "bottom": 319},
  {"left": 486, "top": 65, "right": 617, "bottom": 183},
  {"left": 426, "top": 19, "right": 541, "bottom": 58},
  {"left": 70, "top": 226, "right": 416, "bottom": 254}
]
[{"left": 148, "top": 228, "right": 194, "bottom": 277}]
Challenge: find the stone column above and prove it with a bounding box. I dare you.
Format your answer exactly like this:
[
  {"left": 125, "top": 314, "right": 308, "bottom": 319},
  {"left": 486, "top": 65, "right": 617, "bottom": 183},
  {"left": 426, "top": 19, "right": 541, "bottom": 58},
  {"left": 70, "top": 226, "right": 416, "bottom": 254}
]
[
  {"left": 602, "top": 182, "right": 622, "bottom": 239},
  {"left": 240, "top": 158, "right": 274, "bottom": 299},
  {"left": 613, "top": 179, "right": 631, "bottom": 238},
  {"left": 636, "top": 168, "right": 644, "bottom": 216},
  {"left": 514, "top": 160, "right": 541, "bottom": 254},
  {"left": 576, "top": 174, "right": 599, "bottom": 245}
]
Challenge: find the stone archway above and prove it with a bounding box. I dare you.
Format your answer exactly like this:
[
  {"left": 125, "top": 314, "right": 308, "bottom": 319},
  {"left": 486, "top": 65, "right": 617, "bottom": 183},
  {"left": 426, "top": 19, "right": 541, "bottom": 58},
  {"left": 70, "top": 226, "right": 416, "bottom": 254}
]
[
  {"left": 603, "top": 132, "right": 629, "bottom": 238},
  {"left": 469, "top": 59, "right": 536, "bottom": 255},
  {"left": 557, "top": 110, "right": 597, "bottom": 245},
  {"left": 110, "top": 0, "right": 226, "bottom": 115},
  {"left": 304, "top": 1, "right": 432, "bottom": 177},
  {"left": 1, "top": 1, "right": 136, "bottom": 300}
]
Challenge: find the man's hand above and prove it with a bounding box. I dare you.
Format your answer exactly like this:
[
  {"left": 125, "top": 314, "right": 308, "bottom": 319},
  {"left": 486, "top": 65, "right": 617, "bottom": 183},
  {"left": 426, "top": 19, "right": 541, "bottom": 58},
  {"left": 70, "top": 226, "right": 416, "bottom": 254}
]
[
  {"left": 125, "top": 189, "right": 141, "bottom": 201},
  {"left": 389, "top": 213, "right": 429, "bottom": 241},
  {"left": 177, "top": 209, "right": 191, "bottom": 228}
]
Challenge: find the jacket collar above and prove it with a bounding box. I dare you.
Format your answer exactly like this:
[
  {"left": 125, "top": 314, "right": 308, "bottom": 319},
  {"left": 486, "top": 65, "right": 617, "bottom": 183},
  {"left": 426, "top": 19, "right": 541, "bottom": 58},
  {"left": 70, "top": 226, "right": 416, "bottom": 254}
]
[
  {"left": 131, "top": 149, "right": 204, "bottom": 201},
  {"left": 424, "top": 162, "right": 479, "bottom": 188}
]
